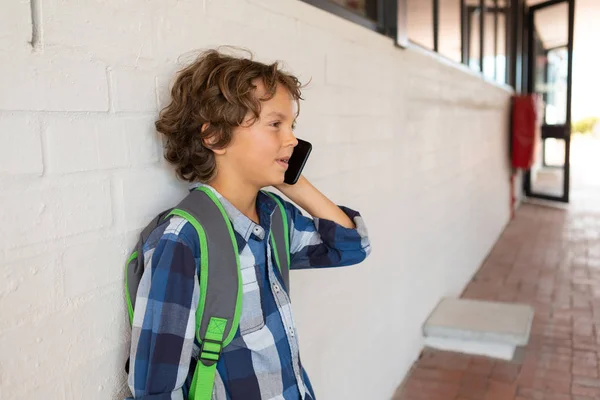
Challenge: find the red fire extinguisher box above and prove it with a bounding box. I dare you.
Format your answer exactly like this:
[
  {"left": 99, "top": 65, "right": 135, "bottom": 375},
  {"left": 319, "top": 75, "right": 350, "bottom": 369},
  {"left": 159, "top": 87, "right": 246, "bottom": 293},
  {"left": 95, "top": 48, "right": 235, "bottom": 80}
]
[{"left": 511, "top": 94, "right": 540, "bottom": 169}]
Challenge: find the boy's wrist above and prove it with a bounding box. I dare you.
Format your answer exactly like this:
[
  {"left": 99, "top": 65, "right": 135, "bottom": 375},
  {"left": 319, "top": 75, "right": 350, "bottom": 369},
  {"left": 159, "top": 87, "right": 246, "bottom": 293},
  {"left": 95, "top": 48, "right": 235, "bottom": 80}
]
[
  {"left": 275, "top": 175, "right": 355, "bottom": 228},
  {"left": 275, "top": 175, "right": 310, "bottom": 204}
]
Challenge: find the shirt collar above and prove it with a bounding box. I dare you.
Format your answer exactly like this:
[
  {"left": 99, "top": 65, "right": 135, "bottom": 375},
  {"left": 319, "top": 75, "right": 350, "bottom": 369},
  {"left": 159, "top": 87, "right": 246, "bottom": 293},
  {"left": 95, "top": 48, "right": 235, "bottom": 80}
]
[{"left": 188, "top": 182, "right": 277, "bottom": 242}]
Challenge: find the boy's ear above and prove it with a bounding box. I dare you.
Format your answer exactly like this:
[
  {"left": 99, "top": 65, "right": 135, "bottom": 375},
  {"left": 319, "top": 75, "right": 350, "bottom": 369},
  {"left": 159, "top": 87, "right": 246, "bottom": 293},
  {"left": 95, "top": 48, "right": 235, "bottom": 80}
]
[{"left": 201, "top": 123, "right": 226, "bottom": 155}]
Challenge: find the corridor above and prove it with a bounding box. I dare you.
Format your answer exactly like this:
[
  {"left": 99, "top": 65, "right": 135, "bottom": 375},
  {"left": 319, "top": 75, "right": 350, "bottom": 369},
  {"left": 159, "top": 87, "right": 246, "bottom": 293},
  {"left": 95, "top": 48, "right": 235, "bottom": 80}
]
[{"left": 393, "top": 136, "right": 600, "bottom": 400}]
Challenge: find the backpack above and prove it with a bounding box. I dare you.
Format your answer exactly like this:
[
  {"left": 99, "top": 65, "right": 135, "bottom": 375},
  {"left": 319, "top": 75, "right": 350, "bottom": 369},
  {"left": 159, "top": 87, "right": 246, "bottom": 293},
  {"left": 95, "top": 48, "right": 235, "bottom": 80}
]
[{"left": 124, "top": 185, "right": 291, "bottom": 399}]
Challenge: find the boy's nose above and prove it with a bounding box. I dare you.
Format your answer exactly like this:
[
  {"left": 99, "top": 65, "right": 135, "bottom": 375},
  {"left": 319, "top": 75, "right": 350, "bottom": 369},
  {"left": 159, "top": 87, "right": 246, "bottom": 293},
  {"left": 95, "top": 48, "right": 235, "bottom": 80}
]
[{"left": 285, "top": 131, "right": 298, "bottom": 147}]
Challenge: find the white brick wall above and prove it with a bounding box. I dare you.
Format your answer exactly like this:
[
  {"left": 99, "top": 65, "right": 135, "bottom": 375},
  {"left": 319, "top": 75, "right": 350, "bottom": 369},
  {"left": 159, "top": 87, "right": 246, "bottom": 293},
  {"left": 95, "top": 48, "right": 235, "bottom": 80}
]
[
  {"left": 0, "top": 0, "right": 32, "bottom": 53},
  {"left": 0, "top": 55, "right": 109, "bottom": 111},
  {"left": 0, "top": 113, "right": 44, "bottom": 175},
  {"left": 0, "top": 1, "right": 512, "bottom": 399}
]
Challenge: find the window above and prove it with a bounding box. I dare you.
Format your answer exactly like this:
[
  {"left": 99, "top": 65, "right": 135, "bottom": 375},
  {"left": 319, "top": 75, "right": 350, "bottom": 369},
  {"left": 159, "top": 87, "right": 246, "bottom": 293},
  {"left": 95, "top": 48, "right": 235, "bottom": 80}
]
[
  {"left": 482, "top": 0, "right": 509, "bottom": 82},
  {"left": 438, "top": 0, "right": 462, "bottom": 63},
  {"left": 495, "top": 0, "right": 508, "bottom": 84},
  {"left": 483, "top": 1, "right": 496, "bottom": 79},
  {"left": 407, "top": 0, "right": 434, "bottom": 49},
  {"left": 466, "top": 0, "right": 482, "bottom": 71},
  {"left": 301, "top": 0, "right": 513, "bottom": 85},
  {"left": 401, "top": 0, "right": 505, "bottom": 82}
]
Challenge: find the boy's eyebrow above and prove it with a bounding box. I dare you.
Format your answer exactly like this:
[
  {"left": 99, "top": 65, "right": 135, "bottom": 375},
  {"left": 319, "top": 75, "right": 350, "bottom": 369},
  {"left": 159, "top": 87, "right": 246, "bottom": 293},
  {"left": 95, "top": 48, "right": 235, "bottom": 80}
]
[{"left": 264, "top": 111, "right": 289, "bottom": 119}]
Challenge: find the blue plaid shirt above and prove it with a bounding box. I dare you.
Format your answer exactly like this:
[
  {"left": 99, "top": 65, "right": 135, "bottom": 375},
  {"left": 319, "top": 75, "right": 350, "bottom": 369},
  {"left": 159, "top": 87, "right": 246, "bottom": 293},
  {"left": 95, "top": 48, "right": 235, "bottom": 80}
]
[{"left": 126, "top": 183, "right": 371, "bottom": 400}]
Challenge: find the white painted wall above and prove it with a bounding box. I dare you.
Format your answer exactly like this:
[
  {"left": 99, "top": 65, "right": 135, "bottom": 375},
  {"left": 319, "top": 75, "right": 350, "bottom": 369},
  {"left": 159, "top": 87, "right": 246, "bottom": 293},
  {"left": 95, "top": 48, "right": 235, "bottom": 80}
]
[{"left": 0, "top": 0, "right": 513, "bottom": 399}]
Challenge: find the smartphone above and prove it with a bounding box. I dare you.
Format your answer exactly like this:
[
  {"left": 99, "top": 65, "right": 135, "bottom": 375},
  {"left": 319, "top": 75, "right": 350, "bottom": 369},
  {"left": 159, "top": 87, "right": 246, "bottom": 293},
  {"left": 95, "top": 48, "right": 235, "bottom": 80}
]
[{"left": 284, "top": 138, "right": 312, "bottom": 185}]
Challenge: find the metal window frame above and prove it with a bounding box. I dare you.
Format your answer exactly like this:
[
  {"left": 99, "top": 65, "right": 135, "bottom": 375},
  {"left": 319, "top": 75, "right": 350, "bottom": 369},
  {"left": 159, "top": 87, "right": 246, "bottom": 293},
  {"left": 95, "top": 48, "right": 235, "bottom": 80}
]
[
  {"left": 461, "top": 1, "right": 510, "bottom": 82},
  {"left": 460, "top": 0, "right": 467, "bottom": 62},
  {"left": 494, "top": 0, "right": 499, "bottom": 79},
  {"left": 480, "top": 0, "right": 485, "bottom": 71},
  {"left": 433, "top": 0, "right": 440, "bottom": 52},
  {"left": 300, "top": 0, "right": 397, "bottom": 38}
]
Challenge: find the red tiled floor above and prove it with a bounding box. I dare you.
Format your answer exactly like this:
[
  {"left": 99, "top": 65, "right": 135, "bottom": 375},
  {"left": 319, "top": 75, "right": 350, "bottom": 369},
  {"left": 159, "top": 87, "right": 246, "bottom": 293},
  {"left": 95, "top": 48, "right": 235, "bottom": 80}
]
[{"left": 393, "top": 138, "right": 600, "bottom": 400}]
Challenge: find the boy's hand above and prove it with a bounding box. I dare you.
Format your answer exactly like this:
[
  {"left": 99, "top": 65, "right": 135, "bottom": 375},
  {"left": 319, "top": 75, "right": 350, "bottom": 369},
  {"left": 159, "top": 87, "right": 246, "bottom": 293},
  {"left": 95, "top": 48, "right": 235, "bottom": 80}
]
[
  {"left": 273, "top": 175, "right": 309, "bottom": 202},
  {"left": 274, "top": 176, "right": 355, "bottom": 229}
]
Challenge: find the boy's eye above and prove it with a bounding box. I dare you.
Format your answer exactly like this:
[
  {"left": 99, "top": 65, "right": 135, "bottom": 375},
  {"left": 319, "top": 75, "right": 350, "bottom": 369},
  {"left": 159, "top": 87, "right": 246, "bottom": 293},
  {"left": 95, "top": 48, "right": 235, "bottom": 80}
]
[{"left": 270, "top": 121, "right": 281, "bottom": 128}]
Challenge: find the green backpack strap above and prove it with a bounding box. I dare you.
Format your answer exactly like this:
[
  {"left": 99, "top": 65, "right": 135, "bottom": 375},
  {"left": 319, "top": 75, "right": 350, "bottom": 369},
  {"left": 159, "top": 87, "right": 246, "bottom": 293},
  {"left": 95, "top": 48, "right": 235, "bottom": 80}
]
[
  {"left": 262, "top": 191, "right": 291, "bottom": 292},
  {"left": 167, "top": 186, "right": 243, "bottom": 400},
  {"left": 188, "top": 316, "right": 227, "bottom": 399}
]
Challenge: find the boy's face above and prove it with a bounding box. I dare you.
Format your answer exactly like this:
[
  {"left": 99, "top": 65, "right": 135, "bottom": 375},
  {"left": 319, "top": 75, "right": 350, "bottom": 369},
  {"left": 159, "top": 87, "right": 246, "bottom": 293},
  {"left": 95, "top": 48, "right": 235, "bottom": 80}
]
[{"left": 223, "top": 80, "right": 298, "bottom": 188}]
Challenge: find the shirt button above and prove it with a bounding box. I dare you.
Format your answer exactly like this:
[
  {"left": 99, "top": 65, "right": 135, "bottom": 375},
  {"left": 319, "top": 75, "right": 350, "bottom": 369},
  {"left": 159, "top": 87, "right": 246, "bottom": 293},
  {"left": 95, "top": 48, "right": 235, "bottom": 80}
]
[
  {"left": 289, "top": 327, "right": 295, "bottom": 337},
  {"left": 273, "top": 284, "right": 280, "bottom": 293}
]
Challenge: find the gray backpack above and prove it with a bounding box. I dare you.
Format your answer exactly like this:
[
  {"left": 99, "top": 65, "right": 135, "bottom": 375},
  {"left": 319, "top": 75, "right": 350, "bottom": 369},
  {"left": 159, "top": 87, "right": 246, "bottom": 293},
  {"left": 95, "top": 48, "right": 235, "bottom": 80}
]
[{"left": 124, "top": 185, "right": 290, "bottom": 399}]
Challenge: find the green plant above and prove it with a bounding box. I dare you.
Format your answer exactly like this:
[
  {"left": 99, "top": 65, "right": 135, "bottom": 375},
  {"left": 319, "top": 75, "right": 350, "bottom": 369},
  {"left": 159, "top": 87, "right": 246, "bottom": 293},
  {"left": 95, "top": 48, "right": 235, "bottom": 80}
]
[{"left": 572, "top": 117, "right": 599, "bottom": 135}]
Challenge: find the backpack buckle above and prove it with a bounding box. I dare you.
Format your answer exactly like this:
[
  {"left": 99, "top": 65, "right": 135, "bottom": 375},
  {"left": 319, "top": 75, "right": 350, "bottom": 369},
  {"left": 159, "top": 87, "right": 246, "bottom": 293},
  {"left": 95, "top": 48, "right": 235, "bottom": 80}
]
[{"left": 199, "top": 338, "right": 223, "bottom": 366}]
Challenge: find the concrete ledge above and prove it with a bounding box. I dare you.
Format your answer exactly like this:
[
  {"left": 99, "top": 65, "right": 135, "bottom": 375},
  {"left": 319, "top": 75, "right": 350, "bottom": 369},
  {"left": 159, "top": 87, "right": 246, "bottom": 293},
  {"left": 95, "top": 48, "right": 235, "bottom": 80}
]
[
  {"left": 424, "top": 336, "right": 517, "bottom": 360},
  {"left": 423, "top": 297, "right": 534, "bottom": 359}
]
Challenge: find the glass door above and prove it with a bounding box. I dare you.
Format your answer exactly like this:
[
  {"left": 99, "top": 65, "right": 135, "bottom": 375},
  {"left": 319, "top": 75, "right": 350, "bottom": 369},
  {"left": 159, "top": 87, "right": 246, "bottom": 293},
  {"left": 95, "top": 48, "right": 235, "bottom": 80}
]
[{"left": 524, "top": 0, "right": 575, "bottom": 202}]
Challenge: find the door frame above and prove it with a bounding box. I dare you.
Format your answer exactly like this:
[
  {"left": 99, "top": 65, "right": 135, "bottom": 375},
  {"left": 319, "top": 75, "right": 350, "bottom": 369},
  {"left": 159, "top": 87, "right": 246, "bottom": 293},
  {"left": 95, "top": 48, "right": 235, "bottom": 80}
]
[{"left": 523, "top": 0, "right": 575, "bottom": 203}]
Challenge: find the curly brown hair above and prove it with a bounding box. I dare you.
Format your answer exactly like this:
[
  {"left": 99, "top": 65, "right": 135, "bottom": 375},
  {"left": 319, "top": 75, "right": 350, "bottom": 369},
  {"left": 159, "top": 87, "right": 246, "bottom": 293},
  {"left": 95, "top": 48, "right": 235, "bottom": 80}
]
[{"left": 155, "top": 48, "right": 305, "bottom": 183}]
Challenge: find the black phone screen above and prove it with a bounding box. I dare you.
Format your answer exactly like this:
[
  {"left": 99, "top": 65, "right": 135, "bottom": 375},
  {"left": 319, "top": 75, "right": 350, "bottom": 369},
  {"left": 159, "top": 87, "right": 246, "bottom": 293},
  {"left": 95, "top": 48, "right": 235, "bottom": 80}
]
[{"left": 284, "top": 138, "right": 312, "bottom": 185}]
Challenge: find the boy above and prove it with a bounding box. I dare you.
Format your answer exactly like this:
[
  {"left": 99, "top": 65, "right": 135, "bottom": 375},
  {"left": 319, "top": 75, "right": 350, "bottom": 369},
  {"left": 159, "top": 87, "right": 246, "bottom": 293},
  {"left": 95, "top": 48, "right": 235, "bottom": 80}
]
[{"left": 127, "top": 48, "right": 371, "bottom": 400}]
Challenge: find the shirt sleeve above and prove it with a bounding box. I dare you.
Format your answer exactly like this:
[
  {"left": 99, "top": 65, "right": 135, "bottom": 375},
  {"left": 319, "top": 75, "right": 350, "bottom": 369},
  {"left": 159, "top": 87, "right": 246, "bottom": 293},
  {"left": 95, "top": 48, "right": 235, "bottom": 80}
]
[
  {"left": 279, "top": 197, "right": 371, "bottom": 270},
  {"left": 126, "top": 218, "right": 200, "bottom": 399}
]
